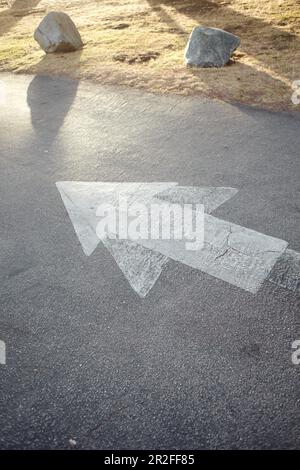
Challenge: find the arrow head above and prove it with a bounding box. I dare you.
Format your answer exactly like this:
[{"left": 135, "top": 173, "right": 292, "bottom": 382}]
[{"left": 56, "top": 182, "right": 239, "bottom": 296}]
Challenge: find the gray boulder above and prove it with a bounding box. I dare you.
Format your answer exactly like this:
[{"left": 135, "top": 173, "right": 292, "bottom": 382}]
[
  {"left": 184, "top": 26, "right": 240, "bottom": 67},
  {"left": 34, "top": 12, "right": 83, "bottom": 53}
]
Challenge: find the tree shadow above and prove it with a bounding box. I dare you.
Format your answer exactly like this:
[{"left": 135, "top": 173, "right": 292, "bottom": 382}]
[
  {"left": 186, "top": 60, "right": 292, "bottom": 110},
  {"left": 0, "top": 0, "right": 42, "bottom": 37},
  {"left": 146, "top": 0, "right": 186, "bottom": 34}
]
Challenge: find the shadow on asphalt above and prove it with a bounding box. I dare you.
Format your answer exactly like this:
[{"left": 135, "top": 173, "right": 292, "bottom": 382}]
[{"left": 26, "top": 74, "right": 79, "bottom": 143}]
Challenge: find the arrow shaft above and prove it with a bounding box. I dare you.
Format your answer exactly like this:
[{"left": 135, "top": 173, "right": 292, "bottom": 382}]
[{"left": 134, "top": 214, "right": 288, "bottom": 293}]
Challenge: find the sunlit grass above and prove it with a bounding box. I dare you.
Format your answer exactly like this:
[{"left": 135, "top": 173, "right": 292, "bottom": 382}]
[{"left": 0, "top": 0, "right": 299, "bottom": 110}]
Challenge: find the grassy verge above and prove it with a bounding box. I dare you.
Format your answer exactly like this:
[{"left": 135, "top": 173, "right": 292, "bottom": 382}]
[{"left": 0, "top": 0, "right": 299, "bottom": 110}]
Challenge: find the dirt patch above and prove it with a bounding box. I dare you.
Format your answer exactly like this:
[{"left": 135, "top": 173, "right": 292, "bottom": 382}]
[
  {"left": 0, "top": 0, "right": 299, "bottom": 111},
  {"left": 113, "top": 51, "right": 160, "bottom": 64}
]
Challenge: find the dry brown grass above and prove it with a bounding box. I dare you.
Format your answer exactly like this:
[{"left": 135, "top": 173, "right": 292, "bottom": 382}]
[{"left": 0, "top": 0, "right": 300, "bottom": 110}]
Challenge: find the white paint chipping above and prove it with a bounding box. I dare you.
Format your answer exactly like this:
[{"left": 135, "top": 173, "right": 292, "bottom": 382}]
[
  {"left": 139, "top": 214, "right": 287, "bottom": 293},
  {"left": 56, "top": 182, "right": 289, "bottom": 297}
]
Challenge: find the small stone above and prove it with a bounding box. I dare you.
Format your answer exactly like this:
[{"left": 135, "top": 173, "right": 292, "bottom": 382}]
[
  {"left": 69, "top": 438, "right": 77, "bottom": 447},
  {"left": 34, "top": 12, "right": 83, "bottom": 54},
  {"left": 184, "top": 26, "right": 240, "bottom": 68}
]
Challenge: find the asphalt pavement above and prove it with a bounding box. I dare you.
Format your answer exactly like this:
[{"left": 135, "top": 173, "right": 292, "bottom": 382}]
[{"left": 0, "top": 73, "right": 299, "bottom": 449}]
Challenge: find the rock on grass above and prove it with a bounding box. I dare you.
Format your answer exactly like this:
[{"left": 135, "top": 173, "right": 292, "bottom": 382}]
[
  {"left": 34, "top": 11, "right": 83, "bottom": 53},
  {"left": 185, "top": 26, "right": 240, "bottom": 67}
]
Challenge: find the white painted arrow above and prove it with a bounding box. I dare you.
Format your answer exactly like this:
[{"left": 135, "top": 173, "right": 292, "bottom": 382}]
[{"left": 56, "top": 182, "right": 288, "bottom": 297}]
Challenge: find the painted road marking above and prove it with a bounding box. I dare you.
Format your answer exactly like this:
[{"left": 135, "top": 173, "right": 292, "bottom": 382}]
[
  {"left": 157, "top": 186, "right": 238, "bottom": 214},
  {"left": 56, "top": 182, "right": 177, "bottom": 256},
  {"left": 268, "top": 249, "right": 300, "bottom": 293},
  {"left": 104, "top": 238, "right": 169, "bottom": 298},
  {"left": 56, "top": 182, "right": 296, "bottom": 298},
  {"left": 138, "top": 213, "right": 287, "bottom": 294}
]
